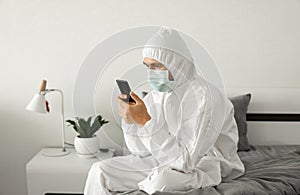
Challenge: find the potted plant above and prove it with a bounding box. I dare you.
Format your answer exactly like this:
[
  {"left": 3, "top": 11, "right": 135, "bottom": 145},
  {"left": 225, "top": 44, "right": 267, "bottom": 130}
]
[{"left": 66, "top": 115, "right": 109, "bottom": 157}]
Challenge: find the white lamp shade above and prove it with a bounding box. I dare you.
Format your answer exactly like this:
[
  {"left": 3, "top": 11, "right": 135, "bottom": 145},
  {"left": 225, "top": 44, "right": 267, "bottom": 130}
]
[{"left": 26, "top": 93, "right": 47, "bottom": 113}]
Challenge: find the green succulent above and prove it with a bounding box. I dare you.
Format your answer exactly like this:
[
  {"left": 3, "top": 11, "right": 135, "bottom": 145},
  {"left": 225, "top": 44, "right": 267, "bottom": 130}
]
[{"left": 66, "top": 115, "right": 109, "bottom": 138}]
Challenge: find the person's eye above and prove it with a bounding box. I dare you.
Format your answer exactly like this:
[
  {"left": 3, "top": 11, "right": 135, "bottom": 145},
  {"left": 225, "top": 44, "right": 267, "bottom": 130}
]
[{"left": 155, "top": 64, "right": 163, "bottom": 68}]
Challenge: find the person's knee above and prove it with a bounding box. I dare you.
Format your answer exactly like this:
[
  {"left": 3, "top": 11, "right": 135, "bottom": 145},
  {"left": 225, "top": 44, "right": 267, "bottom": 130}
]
[
  {"left": 149, "top": 169, "right": 174, "bottom": 190},
  {"left": 149, "top": 168, "right": 193, "bottom": 192}
]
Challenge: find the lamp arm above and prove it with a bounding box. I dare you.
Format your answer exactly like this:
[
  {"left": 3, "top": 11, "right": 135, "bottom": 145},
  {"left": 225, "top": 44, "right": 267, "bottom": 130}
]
[{"left": 44, "top": 89, "right": 66, "bottom": 152}]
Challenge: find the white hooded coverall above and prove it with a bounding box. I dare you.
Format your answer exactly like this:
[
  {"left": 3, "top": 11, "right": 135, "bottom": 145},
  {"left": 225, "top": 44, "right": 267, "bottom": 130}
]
[{"left": 84, "top": 27, "right": 245, "bottom": 195}]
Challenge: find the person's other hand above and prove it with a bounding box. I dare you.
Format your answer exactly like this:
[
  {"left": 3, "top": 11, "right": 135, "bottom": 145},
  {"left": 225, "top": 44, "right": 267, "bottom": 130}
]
[{"left": 117, "top": 92, "right": 151, "bottom": 126}]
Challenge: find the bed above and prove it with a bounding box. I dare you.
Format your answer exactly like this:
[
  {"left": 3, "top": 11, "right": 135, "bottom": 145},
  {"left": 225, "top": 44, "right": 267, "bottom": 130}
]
[{"left": 118, "top": 145, "right": 300, "bottom": 195}]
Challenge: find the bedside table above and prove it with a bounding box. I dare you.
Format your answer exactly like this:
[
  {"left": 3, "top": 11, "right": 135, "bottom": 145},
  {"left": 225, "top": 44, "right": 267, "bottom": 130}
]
[{"left": 26, "top": 147, "right": 114, "bottom": 195}]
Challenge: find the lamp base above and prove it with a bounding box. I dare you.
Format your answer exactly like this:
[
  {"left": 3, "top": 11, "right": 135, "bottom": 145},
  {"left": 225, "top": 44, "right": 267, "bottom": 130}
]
[{"left": 41, "top": 148, "right": 70, "bottom": 157}]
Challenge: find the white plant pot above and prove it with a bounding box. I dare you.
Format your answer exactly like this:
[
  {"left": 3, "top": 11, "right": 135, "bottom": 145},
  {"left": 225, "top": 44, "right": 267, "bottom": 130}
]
[{"left": 74, "top": 135, "right": 100, "bottom": 158}]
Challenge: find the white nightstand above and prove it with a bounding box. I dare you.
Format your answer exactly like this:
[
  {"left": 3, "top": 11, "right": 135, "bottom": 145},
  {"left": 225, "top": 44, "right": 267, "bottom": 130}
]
[{"left": 26, "top": 147, "right": 114, "bottom": 195}]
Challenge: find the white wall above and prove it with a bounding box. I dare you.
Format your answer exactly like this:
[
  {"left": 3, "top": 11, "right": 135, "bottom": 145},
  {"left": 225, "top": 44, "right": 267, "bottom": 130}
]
[{"left": 0, "top": 0, "right": 300, "bottom": 194}]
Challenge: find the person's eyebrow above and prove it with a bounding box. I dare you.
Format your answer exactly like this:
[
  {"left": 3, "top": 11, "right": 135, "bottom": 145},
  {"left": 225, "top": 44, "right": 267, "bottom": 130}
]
[{"left": 143, "top": 61, "right": 164, "bottom": 66}]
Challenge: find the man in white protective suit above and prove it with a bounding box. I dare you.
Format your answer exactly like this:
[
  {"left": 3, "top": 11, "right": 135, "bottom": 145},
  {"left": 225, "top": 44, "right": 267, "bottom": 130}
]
[{"left": 84, "top": 27, "right": 245, "bottom": 195}]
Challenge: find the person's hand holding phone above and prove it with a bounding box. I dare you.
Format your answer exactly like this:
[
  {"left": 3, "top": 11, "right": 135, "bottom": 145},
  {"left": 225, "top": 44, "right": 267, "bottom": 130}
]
[{"left": 118, "top": 92, "right": 151, "bottom": 126}]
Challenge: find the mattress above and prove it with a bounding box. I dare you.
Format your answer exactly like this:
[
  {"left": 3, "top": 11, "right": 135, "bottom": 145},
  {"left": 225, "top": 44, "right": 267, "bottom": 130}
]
[{"left": 118, "top": 145, "right": 300, "bottom": 195}]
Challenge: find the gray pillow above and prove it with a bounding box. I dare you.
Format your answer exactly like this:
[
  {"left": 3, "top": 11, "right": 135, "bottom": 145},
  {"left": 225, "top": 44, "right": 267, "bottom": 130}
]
[{"left": 229, "top": 94, "right": 252, "bottom": 151}]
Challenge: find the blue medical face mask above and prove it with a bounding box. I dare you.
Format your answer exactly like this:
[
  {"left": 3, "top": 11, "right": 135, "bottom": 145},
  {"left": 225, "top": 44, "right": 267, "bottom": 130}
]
[{"left": 147, "top": 69, "right": 175, "bottom": 92}]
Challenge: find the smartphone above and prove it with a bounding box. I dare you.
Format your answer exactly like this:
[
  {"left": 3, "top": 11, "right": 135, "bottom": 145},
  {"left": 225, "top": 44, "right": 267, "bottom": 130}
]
[{"left": 116, "top": 79, "right": 135, "bottom": 103}]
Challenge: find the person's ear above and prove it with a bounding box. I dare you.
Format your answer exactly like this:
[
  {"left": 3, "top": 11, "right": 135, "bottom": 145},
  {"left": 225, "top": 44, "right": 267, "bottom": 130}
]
[{"left": 168, "top": 71, "right": 174, "bottom": 81}]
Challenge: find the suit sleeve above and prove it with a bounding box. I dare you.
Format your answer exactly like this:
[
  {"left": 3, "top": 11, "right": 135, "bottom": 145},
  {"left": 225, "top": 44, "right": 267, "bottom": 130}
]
[
  {"left": 122, "top": 119, "right": 151, "bottom": 157},
  {"left": 137, "top": 92, "right": 211, "bottom": 173}
]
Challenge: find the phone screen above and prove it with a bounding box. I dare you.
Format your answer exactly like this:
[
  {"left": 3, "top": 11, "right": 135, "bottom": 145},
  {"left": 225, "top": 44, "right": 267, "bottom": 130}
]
[{"left": 116, "top": 79, "right": 135, "bottom": 103}]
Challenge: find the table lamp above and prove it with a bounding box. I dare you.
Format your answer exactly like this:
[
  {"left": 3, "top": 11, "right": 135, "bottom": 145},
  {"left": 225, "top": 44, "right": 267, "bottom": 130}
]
[{"left": 26, "top": 80, "right": 70, "bottom": 157}]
